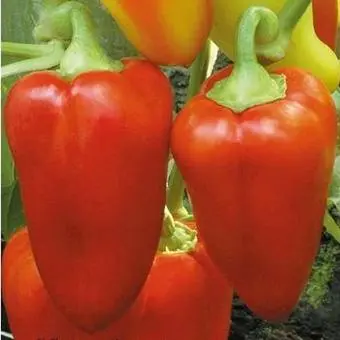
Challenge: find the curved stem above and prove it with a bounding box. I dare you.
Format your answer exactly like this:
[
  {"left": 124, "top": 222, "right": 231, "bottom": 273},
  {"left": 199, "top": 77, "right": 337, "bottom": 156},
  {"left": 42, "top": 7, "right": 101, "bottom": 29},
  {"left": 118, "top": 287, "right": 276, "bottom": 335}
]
[
  {"left": 59, "top": 6, "right": 123, "bottom": 79},
  {"left": 1, "top": 40, "right": 65, "bottom": 79},
  {"left": 256, "top": 0, "right": 311, "bottom": 62},
  {"left": 235, "top": 7, "right": 279, "bottom": 65},
  {"left": 167, "top": 43, "right": 210, "bottom": 217},
  {"left": 207, "top": 7, "right": 287, "bottom": 113},
  {"left": 33, "top": 1, "right": 83, "bottom": 42}
]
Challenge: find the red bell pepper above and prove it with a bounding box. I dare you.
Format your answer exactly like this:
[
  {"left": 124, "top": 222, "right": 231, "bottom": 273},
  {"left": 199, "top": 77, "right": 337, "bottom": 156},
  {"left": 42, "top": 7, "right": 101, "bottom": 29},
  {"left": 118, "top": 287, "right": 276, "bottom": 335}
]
[
  {"left": 4, "top": 58, "right": 173, "bottom": 332},
  {"left": 124, "top": 220, "right": 233, "bottom": 340},
  {"left": 171, "top": 7, "right": 337, "bottom": 321},
  {"left": 2, "top": 227, "right": 126, "bottom": 340},
  {"left": 3, "top": 225, "right": 232, "bottom": 340}
]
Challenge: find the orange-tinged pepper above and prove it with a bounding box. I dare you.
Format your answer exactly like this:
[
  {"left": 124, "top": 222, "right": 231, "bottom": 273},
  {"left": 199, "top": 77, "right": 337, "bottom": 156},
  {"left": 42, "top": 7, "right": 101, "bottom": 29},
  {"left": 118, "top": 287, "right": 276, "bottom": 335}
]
[{"left": 101, "top": 0, "right": 213, "bottom": 66}]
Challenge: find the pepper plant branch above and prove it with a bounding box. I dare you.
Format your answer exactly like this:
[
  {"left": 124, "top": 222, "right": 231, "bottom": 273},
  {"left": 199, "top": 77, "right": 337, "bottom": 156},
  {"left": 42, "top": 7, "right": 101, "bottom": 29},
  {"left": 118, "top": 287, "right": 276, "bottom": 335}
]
[
  {"left": 166, "top": 42, "right": 211, "bottom": 217},
  {"left": 1, "top": 40, "right": 65, "bottom": 79},
  {"left": 1, "top": 41, "right": 63, "bottom": 58},
  {"left": 278, "top": 0, "right": 311, "bottom": 33},
  {"left": 256, "top": 0, "right": 311, "bottom": 62}
]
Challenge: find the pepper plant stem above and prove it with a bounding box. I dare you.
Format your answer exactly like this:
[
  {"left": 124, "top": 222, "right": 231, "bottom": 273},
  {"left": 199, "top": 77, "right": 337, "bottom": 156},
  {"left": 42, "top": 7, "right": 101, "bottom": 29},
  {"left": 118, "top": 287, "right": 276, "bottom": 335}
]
[
  {"left": 59, "top": 6, "right": 123, "bottom": 79},
  {"left": 279, "top": 0, "right": 311, "bottom": 33},
  {"left": 1, "top": 41, "right": 62, "bottom": 58},
  {"left": 166, "top": 42, "right": 211, "bottom": 218},
  {"left": 256, "top": 0, "right": 311, "bottom": 61},
  {"left": 1, "top": 40, "right": 65, "bottom": 79}
]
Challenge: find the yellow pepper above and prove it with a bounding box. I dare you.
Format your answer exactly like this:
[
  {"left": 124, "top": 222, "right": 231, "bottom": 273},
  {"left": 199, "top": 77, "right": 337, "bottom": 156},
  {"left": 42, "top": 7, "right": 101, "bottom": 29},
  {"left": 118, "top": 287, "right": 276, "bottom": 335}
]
[
  {"left": 211, "top": 0, "right": 340, "bottom": 92},
  {"left": 101, "top": 0, "right": 212, "bottom": 66}
]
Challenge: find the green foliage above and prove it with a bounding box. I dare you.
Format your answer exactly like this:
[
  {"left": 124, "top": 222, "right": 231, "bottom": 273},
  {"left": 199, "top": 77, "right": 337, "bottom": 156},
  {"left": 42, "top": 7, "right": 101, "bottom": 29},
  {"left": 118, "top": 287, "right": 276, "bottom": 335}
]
[
  {"left": 1, "top": 78, "right": 23, "bottom": 242},
  {"left": 333, "top": 88, "right": 340, "bottom": 155},
  {"left": 2, "top": 181, "right": 25, "bottom": 241},
  {"left": 324, "top": 155, "right": 340, "bottom": 243},
  {"left": 304, "top": 241, "right": 339, "bottom": 309}
]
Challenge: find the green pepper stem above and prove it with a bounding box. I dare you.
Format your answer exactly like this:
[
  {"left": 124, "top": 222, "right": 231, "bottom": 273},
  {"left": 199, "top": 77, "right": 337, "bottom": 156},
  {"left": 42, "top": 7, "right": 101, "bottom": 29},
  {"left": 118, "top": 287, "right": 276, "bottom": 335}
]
[
  {"left": 33, "top": 1, "right": 83, "bottom": 43},
  {"left": 166, "top": 42, "right": 211, "bottom": 217},
  {"left": 44, "top": 0, "right": 68, "bottom": 8},
  {"left": 158, "top": 207, "right": 198, "bottom": 253},
  {"left": 59, "top": 6, "right": 123, "bottom": 79},
  {"left": 1, "top": 40, "right": 65, "bottom": 79},
  {"left": 207, "top": 7, "right": 287, "bottom": 113},
  {"left": 279, "top": 0, "right": 311, "bottom": 33},
  {"left": 186, "top": 42, "right": 211, "bottom": 100},
  {"left": 256, "top": 0, "right": 311, "bottom": 62}
]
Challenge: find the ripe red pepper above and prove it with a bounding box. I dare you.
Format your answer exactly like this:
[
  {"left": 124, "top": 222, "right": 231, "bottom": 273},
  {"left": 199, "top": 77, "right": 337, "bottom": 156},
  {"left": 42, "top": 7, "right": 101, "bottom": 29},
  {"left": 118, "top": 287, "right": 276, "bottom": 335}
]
[
  {"left": 4, "top": 59, "right": 173, "bottom": 332},
  {"left": 171, "top": 7, "right": 337, "bottom": 321},
  {"left": 313, "top": 0, "right": 338, "bottom": 50},
  {"left": 2, "top": 227, "right": 126, "bottom": 340},
  {"left": 3, "top": 225, "right": 232, "bottom": 340},
  {"left": 124, "top": 220, "right": 233, "bottom": 340}
]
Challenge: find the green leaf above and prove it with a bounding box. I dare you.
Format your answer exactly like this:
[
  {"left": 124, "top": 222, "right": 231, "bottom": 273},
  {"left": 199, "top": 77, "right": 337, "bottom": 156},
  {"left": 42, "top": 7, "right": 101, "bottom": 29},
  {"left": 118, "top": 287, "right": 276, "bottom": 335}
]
[
  {"left": 324, "top": 209, "right": 340, "bottom": 243},
  {"left": 2, "top": 180, "right": 25, "bottom": 242},
  {"left": 328, "top": 156, "right": 340, "bottom": 210}
]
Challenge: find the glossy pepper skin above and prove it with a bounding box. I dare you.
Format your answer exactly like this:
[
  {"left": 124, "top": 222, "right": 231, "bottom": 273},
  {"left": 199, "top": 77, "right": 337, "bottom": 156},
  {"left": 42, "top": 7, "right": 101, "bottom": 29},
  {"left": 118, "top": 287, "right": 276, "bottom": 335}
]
[
  {"left": 3, "top": 224, "right": 232, "bottom": 340},
  {"left": 100, "top": 0, "right": 213, "bottom": 66},
  {"left": 124, "top": 221, "right": 233, "bottom": 340},
  {"left": 313, "top": 0, "right": 338, "bottom": 50},
  {"left": 5, "top": 59, "right": 173, "bottom": 332},
  {"left": 210, "top": 0, "right": 340, "bottom": 92},
  {"left": 2, "top": 227, "right": 127, "bottom": 340},
  {"left": 171, "top": 66, "right": 337, "bottom": 321}
]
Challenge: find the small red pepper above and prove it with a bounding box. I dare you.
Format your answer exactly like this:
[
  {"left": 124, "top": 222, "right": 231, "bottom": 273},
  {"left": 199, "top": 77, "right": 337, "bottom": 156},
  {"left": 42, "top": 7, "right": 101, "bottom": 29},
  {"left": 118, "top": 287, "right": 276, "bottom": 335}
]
[
  {"left": 2, "top": 227, "right": 126, "bottom": 340},
  {"left": 171, "top": 7, "right": 337, "bottom": 321}
]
